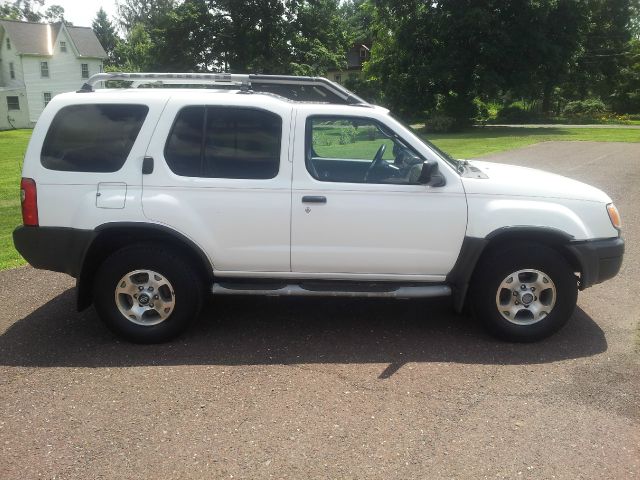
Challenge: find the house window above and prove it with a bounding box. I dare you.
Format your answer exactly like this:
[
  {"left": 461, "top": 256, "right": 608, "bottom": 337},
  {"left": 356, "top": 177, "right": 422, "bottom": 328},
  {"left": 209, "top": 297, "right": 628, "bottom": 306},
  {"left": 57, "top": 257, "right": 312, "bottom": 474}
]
[
  {"left": 9, "top": 62, "right": 14, "bottom": 79},
  {"left": 99, "top": 64, "right": 103, "bottom": 73},
  {"left": 359, "top": 47, "right": 367, "bottom": 59},
  {"left": 40, "top": 61, "right": 49, "bottom": 78},
  {"left": 81, "top": 64, "right": 89, "bottom": 78},
  {"left": 43, "top": 92, "right": 52, "bottom": 107},
  {"left": 334, "top": 74, "right": 342, "bottom": 83},
  {"left": 7, "top": 96, "right": 19, "bottom": 111},
  {"left": 60, "top": 41, "right": 67, "bottom": 52},
  {"left": 6, "top": 38, "right": 10, "bottom": 50}
]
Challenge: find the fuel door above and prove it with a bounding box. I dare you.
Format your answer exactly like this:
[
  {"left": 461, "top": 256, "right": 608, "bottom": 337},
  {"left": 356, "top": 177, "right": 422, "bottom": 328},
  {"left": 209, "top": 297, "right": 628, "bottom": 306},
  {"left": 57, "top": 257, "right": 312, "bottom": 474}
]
[{"left": 96, "top": 182, "right": 127, "bottom": 209}]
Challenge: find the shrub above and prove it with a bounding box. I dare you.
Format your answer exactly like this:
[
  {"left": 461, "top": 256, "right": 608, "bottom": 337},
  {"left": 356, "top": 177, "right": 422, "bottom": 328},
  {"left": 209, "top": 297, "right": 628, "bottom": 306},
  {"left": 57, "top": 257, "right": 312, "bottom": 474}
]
[
  {"left": 338, "top": 125, "right": 356, "bottom": 144},
  {"left": 424, "top": 114, "right": 456, "bottom": 133},
  {"left": 312, "top": 131, "right": 333, "bottom": 147},
  {"left": 562, "top": 98, "right": 607, "bottom": 117},
  {"left": 495, "top": 104, "right": 540, "bottom": 123}
]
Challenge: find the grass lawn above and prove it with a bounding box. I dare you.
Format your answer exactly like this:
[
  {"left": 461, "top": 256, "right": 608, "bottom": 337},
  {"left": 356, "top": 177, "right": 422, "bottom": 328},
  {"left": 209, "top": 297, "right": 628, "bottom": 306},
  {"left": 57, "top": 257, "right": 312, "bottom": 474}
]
[
  {"left": 421, "top": 126, "right": 640, "bottom": 158},
  {"left": 0, "top": 129, "right": 30, "bottom": 270},
  {"left": 0, "top": 125, "right": 638, "bottom": 270}
]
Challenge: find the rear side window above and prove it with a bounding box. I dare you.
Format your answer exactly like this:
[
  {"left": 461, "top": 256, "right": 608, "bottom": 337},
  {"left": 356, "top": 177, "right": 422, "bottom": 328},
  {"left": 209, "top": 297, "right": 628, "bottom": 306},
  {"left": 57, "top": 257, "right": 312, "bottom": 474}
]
[
  {"left": 165, "top": 106, "right": 281, "bottom": 179},
  {"left": 41, "top": 104, "right": 148, "bottom": 172}
]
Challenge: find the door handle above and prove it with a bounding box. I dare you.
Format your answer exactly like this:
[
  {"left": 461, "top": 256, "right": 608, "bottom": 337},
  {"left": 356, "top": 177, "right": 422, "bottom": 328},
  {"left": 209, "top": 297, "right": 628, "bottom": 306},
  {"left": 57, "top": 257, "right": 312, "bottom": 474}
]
[
  {"left": 142, "top": 156, "right": 154, "bottom": 174},
  {"left": 302, "top": 196, "right": 327, "bottom": 204}
]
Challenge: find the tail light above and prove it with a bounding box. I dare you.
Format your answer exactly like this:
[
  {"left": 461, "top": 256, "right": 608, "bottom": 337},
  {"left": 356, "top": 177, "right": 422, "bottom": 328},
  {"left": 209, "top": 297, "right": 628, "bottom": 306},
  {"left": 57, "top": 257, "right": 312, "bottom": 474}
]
[{"left": 20, "top": 177, "right": 38, "bottom": 226}]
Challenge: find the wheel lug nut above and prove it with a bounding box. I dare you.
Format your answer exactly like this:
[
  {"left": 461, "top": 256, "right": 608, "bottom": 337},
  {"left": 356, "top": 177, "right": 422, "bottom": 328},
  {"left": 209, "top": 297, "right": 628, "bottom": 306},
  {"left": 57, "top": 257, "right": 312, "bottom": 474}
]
[
  {"left": 138, "top": 286, "right": 143, "bottom": 291},
  {"left": 531, "top": 287, "right": 536, "bottom": 292},
  {"left": 154, "top": 294, "right": 159, "bottom": 299},
  {"left": 520, "top": 284, "right": 526, "bottom": 290},
  {"left": 515, "top": 301, "right": 520, "bottom": 305},
  {"left": 149, "top": 303, "right": 154, "bottom": 308},
  {"left": 148, "top": 286, "right": 154, "bottom": 292}
]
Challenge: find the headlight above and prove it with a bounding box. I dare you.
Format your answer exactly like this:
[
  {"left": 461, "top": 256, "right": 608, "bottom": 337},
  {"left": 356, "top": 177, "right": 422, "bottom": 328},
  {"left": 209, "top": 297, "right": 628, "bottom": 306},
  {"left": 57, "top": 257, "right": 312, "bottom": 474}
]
[{"left": 607, "top": 203, "right": 621, "bottom": 230}]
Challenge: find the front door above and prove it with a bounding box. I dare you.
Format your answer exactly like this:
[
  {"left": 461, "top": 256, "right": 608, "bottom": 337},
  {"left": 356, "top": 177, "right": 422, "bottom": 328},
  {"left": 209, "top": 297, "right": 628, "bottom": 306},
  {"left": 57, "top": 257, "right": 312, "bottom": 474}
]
[
  {"left": 291, "top": 114, "right": 467, "bottom": 279},
  {"left": 142, "top": 99, "right": 293, "bottom": 273}
]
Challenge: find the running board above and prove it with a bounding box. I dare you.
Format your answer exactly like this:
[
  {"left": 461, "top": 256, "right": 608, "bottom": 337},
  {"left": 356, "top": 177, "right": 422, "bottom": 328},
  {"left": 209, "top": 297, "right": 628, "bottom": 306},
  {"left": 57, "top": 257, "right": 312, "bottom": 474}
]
[{"left": 211, "top": 282, "right": 451, "bottom": 299}]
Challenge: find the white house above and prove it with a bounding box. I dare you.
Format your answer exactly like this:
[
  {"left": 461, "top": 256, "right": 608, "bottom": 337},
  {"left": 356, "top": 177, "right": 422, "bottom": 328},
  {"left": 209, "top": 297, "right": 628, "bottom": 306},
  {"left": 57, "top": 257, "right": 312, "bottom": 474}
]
[{"left": 0, "top": 19, "right": 106, "bottom": 129}]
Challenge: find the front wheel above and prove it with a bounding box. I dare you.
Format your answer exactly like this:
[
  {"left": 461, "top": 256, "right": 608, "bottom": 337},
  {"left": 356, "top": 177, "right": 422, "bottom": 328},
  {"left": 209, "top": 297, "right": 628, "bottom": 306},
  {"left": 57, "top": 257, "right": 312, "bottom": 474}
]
[
  {"left": 93, "top": 243, "right": 203, "bottom": 343},
  {"left": 470, "top": 243, "right": 578, "bottom": 342}
]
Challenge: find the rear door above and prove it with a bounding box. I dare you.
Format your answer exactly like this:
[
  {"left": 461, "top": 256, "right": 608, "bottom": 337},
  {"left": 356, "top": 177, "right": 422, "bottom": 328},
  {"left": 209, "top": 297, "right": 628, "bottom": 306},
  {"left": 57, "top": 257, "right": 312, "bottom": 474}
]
[{"left": 142, "top": 98, "right": 293, "bottom": 273}]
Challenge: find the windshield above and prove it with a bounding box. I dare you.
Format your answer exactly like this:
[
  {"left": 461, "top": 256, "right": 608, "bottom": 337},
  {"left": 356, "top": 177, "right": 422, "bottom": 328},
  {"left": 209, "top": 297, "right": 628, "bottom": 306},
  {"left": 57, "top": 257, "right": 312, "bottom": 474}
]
[{"left": 390, "top": 114, "right": 461, "bottom": 171}]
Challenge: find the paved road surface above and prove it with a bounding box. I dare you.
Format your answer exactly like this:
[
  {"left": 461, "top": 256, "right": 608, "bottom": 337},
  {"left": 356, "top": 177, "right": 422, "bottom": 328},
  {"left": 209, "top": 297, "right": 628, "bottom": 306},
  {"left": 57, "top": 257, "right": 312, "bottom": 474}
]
[{"left": 1, "top": 141, "right": 638, "bottom": 479}]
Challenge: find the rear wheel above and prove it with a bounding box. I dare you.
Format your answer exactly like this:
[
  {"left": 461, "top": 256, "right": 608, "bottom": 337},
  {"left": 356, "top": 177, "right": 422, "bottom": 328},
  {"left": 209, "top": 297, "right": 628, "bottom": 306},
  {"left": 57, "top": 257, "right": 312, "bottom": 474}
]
[
  {"left": 470, "top": 243, "right": 578, "bottom": 342},
  {"left": 93, "top": 243, "right": 203, "bottom": 343}
]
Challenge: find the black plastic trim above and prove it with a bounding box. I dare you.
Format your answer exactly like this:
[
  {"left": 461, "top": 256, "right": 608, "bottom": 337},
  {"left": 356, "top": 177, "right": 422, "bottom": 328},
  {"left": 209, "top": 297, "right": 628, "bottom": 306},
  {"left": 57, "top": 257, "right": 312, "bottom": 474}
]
[
  {"left": 486, "top": 226, "right": 574, "bottom": 241},
  {"left": 142, "top": 156, "right": 154, "bottom": 174},
  {"left": 13, "top": 226, "right": 96, "bottom": 278},
  {"left": 301, "top": 196, "right": 327, "bottom": 203},
  {"left": 566, "top": 237, "right": 624, "bottom": 289},
  {"left": 446, "top": 236, "right": 487, "bottom": 312}
]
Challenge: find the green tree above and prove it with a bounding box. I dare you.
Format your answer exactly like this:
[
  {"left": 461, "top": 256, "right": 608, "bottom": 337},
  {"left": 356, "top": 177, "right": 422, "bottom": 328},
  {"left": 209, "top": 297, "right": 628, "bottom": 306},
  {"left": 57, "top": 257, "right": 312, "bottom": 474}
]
[
  {"left": 290, "top": 0, "right": 349, "bottom": 75},
  {"left": 0, "top": 0, "right": 44, "bottom": 21},
  {"left": 150, "top": 0, "right": 227, "bottom": 71},
  {"left": 113, "top": 23, "right": 153, "bottom": 71},
  {"left": 43, "top": 4, "right": 64, "bottom": 22},
  {"left": 92, "top": 7, "right": 118, "bottom": 65},
  {"left": 116, "top": 0, "right": 176, "bottom": 34}
]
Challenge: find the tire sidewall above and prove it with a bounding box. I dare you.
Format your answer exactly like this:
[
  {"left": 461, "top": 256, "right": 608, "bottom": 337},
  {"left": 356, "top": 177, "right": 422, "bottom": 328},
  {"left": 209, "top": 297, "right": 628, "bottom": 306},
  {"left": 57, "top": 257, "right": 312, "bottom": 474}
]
[
  {"left": 472, "top": 245, "right": 578, "bottom": 342},
  {"left": 94, "top": 244, "right": 202, "bottom": 343}
]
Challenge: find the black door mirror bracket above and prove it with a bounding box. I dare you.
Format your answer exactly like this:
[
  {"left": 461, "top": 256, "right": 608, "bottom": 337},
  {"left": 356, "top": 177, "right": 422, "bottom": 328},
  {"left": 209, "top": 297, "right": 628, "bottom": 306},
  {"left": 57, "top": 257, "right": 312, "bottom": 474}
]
[{"left": 417, "top": 160, "right": 446, "bottom": 187}]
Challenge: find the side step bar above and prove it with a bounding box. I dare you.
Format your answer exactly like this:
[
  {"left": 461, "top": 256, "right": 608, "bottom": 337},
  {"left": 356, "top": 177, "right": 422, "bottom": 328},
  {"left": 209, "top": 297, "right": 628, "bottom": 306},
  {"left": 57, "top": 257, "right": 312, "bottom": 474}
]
[{"left": 211, "top": 283, "right": 451, "bottom": 299}]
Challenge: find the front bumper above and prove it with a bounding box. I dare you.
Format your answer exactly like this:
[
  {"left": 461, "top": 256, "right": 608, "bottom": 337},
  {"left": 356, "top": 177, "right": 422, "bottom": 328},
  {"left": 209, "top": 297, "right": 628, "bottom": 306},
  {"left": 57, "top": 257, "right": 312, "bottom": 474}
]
[{"left": 567, "top": 237, "right": 624, "bottom": 289}]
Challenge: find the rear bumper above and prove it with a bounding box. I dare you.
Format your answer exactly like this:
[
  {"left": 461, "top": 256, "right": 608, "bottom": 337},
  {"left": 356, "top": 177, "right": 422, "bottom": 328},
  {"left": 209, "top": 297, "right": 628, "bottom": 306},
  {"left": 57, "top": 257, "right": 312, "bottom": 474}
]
[
  {"left": 13, "top": 226, "right": 95, "bottom": 278},
  {"left": 567, "top": 237, "right": 624, "bottom": 289}
]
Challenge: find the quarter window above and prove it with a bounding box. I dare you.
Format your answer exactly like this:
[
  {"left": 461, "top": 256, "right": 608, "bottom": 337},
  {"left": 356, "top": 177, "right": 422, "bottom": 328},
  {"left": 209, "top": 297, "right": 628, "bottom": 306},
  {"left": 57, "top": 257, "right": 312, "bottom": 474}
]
[
  {"left": 165, "top": 106, "right": 282, "bottom": 179},
  {"left": 81, "top": 63, "right": 89, "bottom": 78},
  {"left": 43, "top": 92, "right": 52, "bottom": 107},
  {"left": 40, "top": 61, "right": 49, "bottom": 78},
  {"left": 306, "top": 116, "right": 424, "bottom": 184},
  {"left": 41, "top": 104, "right": 149, "bottom": 172},
  {"left": 6, "top": 96, "right": 19, "bottom": 110}
]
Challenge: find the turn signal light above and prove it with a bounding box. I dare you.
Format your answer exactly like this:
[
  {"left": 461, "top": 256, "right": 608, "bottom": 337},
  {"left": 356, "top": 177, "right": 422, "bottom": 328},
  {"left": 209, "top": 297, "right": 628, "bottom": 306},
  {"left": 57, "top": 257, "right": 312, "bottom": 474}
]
[
  {"left": 20, "top": 177, "right": 38, "bottom": 226},
  {"left": 607, "top": 203, "right": 621, "bottom": 230}
]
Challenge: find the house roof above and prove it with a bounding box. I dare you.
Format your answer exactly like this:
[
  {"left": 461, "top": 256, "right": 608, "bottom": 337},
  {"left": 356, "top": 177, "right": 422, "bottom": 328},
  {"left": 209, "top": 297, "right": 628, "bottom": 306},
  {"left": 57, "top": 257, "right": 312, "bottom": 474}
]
[
  {"left": 0, "top": 19, "right": 106, "bottom": 58},
  {"left": 0, "top": 19, "right": 51, "bottom": 55},
  {"left": 66, "top": 25, "right": 107, "bottom": 58}
]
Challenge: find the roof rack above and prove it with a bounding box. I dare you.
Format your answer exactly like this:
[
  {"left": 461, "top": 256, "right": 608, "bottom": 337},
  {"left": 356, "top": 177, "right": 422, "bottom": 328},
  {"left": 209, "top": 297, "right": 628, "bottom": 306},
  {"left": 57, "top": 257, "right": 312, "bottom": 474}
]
[{"left": 78, "top": 72, "right": 369, "bottom": 105}]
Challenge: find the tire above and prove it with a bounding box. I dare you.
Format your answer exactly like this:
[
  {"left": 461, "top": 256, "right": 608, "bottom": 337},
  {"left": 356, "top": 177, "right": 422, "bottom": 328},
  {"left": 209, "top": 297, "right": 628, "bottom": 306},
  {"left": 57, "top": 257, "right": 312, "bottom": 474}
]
[
  {"left": 93, "top": 243, "right": 203, "bottom": 343},
  {"left": 470, "top": 242, "right": 578, "bottom": 342}
]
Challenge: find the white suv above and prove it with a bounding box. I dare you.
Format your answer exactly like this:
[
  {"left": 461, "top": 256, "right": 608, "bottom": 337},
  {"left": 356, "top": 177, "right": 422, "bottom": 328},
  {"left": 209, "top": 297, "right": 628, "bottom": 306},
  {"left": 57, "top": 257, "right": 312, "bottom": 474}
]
[{"left": 13, "top": 73, "right": 624, "bottom": 343}]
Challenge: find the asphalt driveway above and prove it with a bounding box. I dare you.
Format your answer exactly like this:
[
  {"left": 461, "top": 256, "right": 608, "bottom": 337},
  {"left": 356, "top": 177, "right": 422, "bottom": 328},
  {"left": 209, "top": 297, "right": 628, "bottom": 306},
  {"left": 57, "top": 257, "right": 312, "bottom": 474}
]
[{"left": 1, "top": 141, "right": 638, "bottom": 479}]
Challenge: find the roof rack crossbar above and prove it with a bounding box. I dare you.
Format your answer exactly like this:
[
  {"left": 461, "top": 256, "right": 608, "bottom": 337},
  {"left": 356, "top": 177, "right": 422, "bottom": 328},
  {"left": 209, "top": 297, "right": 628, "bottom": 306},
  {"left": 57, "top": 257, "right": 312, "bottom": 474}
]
[{"left": 78, "top": 72, "right": 369, "bottom": 105}]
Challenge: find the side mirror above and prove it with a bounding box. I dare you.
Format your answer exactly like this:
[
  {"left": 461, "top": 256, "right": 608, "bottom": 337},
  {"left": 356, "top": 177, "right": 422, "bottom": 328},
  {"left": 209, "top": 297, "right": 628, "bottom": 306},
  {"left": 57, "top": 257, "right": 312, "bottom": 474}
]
[{"left": 417, "top": 160, "right": 446, "bottom": 186}]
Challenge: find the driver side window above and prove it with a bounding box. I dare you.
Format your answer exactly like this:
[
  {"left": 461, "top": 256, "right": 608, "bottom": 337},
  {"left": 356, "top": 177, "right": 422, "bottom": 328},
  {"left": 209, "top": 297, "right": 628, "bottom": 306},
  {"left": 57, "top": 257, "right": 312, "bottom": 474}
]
[{"left": 306, "top": 116, "right": 424, "bottom": 184}]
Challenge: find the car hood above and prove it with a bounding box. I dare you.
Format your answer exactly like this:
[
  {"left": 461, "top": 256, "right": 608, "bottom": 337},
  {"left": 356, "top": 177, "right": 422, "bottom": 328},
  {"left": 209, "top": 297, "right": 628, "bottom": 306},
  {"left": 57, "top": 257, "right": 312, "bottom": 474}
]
[{"left": 461, "top": 160, "right": 612, "bottom": 203}]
